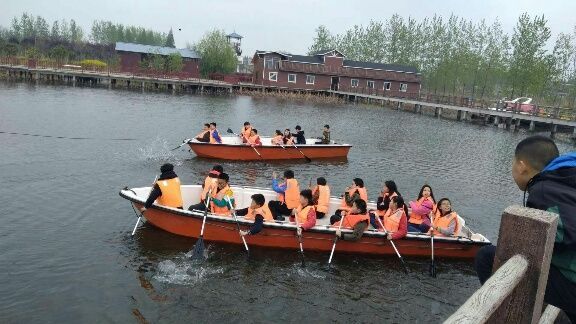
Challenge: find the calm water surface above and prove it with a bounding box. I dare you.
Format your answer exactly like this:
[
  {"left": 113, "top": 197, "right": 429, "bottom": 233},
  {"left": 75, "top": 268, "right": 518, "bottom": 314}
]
[{"left": 0, "top": 82, "right": 571, "bottom": 323}]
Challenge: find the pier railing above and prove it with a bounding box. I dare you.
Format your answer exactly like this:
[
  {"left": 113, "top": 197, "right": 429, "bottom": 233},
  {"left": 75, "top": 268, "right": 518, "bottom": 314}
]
[{"left": 445, "top": 206, "right": 561, "bottom": 324}]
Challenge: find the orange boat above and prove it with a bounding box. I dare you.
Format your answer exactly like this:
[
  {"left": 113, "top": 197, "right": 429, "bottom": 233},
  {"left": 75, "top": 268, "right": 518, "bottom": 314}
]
[
  {"left": 186, "top": 136, "right": 351, "bottom": 160},
  {"left": 120, "top": 185, "right": 490, "bottom": 259}
]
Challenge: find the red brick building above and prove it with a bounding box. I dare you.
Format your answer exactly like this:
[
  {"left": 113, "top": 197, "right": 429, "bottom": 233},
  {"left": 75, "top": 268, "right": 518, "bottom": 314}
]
[
  {"left": 115, "top": 42, "right": 200, "bottom": 78},
  {"left": 252, "top": 49, "right": 421, "bottom": 98}
]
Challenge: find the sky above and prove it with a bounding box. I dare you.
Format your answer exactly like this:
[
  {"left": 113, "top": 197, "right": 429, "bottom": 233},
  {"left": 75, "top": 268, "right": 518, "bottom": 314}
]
[{"left": 2, "top": 0, "right": 575, "bottom": 56}]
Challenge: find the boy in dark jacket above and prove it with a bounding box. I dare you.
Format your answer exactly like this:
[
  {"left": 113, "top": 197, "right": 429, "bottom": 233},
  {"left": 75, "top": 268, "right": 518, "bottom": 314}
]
[
  {"left": 475, "top": 136, "right": 576, "bottom": 323},
  {"left": 292, "top": 125, "right": 306, "bottom": 144}
]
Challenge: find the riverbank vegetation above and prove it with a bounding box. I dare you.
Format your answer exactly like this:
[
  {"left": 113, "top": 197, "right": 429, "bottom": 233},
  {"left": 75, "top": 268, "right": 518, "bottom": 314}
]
[{"left": 309, "top": 14, "right": 576, "bottom": 108}]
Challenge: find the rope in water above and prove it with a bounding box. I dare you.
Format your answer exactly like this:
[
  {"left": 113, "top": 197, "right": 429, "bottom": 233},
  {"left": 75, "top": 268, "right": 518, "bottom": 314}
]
[{"left": 0, "top": 131, "right": 139, "bottom": 141}]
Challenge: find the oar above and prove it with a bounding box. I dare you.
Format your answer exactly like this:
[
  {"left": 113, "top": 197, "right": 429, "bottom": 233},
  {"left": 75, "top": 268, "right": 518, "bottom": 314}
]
[
  {"left": 190, "top": 190, "right": 212, "bottom": 260},
  {"left": 294, "top": 211, "right": 306, "bottom": 267},
  {"left": 227, "top": 128, "right": 263, "bottom": 159},
  {"left": 225, "top": 196, "right": 249, "bottom": 255},
  {"left": 170, "top": 138, "right": 191, "bottom": 151},
  {"left": 376, "top": 214, "right": 409, "bottom": 274},
  {"left": 131, "top": 175, "right": 158, "bottom": 236},
  {"left": 429, "top": 215, "right": 437, "bottom": 277},
  {"left": 291, "top": 142, "right": 311, "bottom": 162},
  {"left": 328, "top": 213, "right": 346, "bottom": 264}
]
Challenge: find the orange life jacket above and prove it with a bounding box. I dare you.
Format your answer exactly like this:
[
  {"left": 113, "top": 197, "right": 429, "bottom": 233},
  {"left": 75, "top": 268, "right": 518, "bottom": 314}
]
[
  {"left": 295, "top": 205, "right": 315, "bottom": 224},
  {"left": 383, "top": 208, "right": 405, "bottom": 233},
  {"left": 245, "top": 205, "right": 274, "bottom": 222},
  {"left": 332, "top": 212, "right": 369, "bottom": 229},
  {"left": 340, "top": 187, "right": 369, "bottom": 210},
  {"left": 200, "top": 176, "right": 217, "bottom": 202},
  {"left": 431, "top": 211, "right": 459, "bottom": 237},
  {"left": 241, "top": 126, "right": 252, "bottom": 141},
  {"left": 247, "top": 135, "right": 261, "bottom": 145},
  {"left": 272, "top": 135, "right": 284, "bottom": 145},
  {"left": 376, "top": 191, "right": 398, "bottom": 217},
  {"left": 278, "top": 178, "right": 300, "bottom": 209},
  {"left": 155, "top": 178, "right": 183, "bottom": 208},
  {"left": 210, "top": 186, "right": 234, "bottom": 216},
  {"left": 408, "top": 196, "right": 435, "bottom": 225},
  {"left": 313, "top": 185, "right": 330, "bottom": 213}
]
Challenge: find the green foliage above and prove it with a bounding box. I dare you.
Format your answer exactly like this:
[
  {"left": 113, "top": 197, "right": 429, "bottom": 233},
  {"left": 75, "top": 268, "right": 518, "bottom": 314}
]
[
  {"left": 307, "top": 26, "right": 333, "bottom": 54},
  {"left": 165, "top": 28, "right": 175, "bottom": 48},
  {"left": 79, "top": 59, "right": 107, "bottom": 70},
  {"left": 49, "top": 45, "right": 69, "bottom": 63},
  {"left": 192, "top": 29, "right": 237, "bottom": 77},
  {"left": 166, "top": 52, "right": 183, "bottom": 72},
  {"left": 25, "top": 47, "right": 40, "bottom": 59},
  {"left": 90, "top": 20, "right": 166, "bottom": 46}
]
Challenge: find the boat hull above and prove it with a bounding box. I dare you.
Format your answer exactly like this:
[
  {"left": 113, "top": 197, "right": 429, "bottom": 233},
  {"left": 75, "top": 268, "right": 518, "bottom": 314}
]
[
  {"left": 188, "top": 142, "right": 351, "bottom": 160},
  {"left": 126, "top": 200, "right": 489, "bottom": 259}
]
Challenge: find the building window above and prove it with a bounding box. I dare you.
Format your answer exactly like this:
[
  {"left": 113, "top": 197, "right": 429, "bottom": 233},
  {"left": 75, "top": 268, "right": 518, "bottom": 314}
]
[
  {"left": 384, "top": 82, "right": 391, "bottom": 90},
  {"left": 400, "top": 83, "right": 408, "bottom": 92},
  {"left": 306, "top": 75, "right": 315, "bottom": 85},
  {"left": 351, "top": 79, "right": 359, "bottom": 87},
  {"left": 264, "top": 57, "right": 279, "bottom": 70},
  {"left": 269, "top": 72, "right": 278, "bottom": 82},
  {"left": 367, "top": 80, "right": 375, "bottom": 89},
  {"left": 288, "top": 74, "right": 296, "bottom": 83}
]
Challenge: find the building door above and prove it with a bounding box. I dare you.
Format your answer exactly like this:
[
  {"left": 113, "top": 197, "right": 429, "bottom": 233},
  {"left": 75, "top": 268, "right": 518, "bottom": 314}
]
[{"left": 331, "top": 76, "right": 339, "bottom": 91}]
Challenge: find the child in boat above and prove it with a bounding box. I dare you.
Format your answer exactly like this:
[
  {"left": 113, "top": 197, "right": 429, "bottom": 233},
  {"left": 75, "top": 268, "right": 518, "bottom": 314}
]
[
  {"left": 240, "top": 121, "right": 252, "bottom": 143},
  {"left": 283, "top": 129, "right": 294, "bottom": 145},
  {"left": 209, "top": 122, "right": 222, "bottom": 144},
  {"left": 312, "top": 177, "right": 330, "bottom": 219},
  {"left": 268, "top": 170, "right": 300, "bottom": 221},
  {"left": 271, "top": 130, "right": 284, "bottom": 145},
  {"left": 141, "top": 163, "right": 183, "bottom": 211},
  {"left": 428, "top": 198, "right": 458, "bottom": 237},
  {"left": 292, "top": 125, "right": 306, "bottom": 144},
  {"left": 369, "top": 180, "right": 400, "bottom": 229},
  {"left": 194, "top": 123, "right": 210, "bottom": 142},
  {"left": 320, "top": 124, "right": 331, "bottom": 144},
  {"left": 290, "top": 189, "right": 317, "bottom": 236},
  {"left": 209, "top": 172, "right": 235, "bottom": 216},
  {"left": 408, "top": 184, "right": 436, "bottom": 233},
  {"left": 382, "top": 196, "right": 408, "bottom": 240},
  {"left": 200, "top": 165, "right": 223, "bottom": 203},
  {"left": 475, "top": 136, "right": 576, "bottom": 322},
  {"left": 245, "top": 129, "right": 262, "bottom": 146},
  {"left": 334, "top": 178, "right": 368, "bottom": 218},
  {"left": 238, "top": 194, "right": 274, "bottom": 236},
  {"left": 333, "top": 198, "right": 369, "bottom": 241}
]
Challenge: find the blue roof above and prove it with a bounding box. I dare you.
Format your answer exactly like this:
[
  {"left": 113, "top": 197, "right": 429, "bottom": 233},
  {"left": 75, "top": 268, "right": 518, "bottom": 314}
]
[
  {"left": 115, "top": 42, "right": 200, "bottom": 59},
  {"left": 227, "top": 32, "right": 243, "bottom": 39}
]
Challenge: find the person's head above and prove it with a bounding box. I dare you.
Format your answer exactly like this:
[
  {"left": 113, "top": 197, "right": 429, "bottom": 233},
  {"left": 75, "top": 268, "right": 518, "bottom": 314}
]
[
  {"left": 390, "top": 195, "right": 405, "bottom": 210},
  {"left": 324, "top": 124, "right": 330, "bottom": 131},
  {"left": 250, "top": 193, "right": 265, "bottom": 209},
  {"left": 352, "top": 178, "right": 364, "bottom": 188},
  {"left": 251, "top": 128, "right": 258, "bottom": 136},
  {"left": 217, "top": 172, "right": 229, "bottom": 189},
  {"left": 299, "top": 189, "right": 313, "bottom": 207},
  {"left": 317, "top": 177, "right": 327, "bottom": 186},
  {"left": 209, "top": 122, "right": 217, "bottom": 130},
  {"left": 284, "top": 129, "right": 291, "bottom": 136},
  {"left": 437, "top": 198, "right": 452, "bottom": 215},
  {"left": 244, "top": 121, "right": 250, "bottom": 129},
  {"left": 275, "top": 130, "right": 282, "bottom": 136},
  {"left": 383, "top": 180, "right": 397, "bottom": 194},
  {"left": 512, "top": 136, "right": 559, "bottom": 190},
  {"left": 212, "top": 165, "right": 224, "bottom": 174},
  {"left": 351, "top": 198, "right": 367, "bottom": 214},
  {"left": 203, "top": 123, "right": 210, "bottom": 130},
  {"left": 283, "top": 170, "right": 294, "bottom": 179},
  {"left": 295, "top": 125, "right": 301, "bottom": 131},
  {"left": 160, "top": 163, "right": 174, "bottom": 174},
  {"left": 418, "top": 184, "right": 435, "bottom": 201}
]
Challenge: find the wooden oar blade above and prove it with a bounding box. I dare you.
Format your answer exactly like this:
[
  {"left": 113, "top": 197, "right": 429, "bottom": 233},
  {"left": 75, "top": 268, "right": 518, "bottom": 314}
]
[{"left": 190, "top": 237, "right": 206, "bottom": 260}]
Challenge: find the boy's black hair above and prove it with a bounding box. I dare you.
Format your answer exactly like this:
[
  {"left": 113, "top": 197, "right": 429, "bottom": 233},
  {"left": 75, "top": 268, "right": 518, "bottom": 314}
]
[
  {"left": 212, "top": 165, "right": 224, "bottom": 173},
  {"left": 251, "top": 194, "right": 265, "bottom": 206},
  {"left": 353, "top": 198, "right": 367, "bottom": 214},
  {"left": 275, "top": 130, "right": 282, "bottom": 136},
  {"left": 353, "top": 178, "right": 364, "bottom": 188},
  {"left": 324, "top": 124, "right": 330, "bottom": 129},
  {"left": 317, "top": 177, "right": 327, "bottom": 186},
  {"left": 252, "top": 128, "right": 258, "bottom": 134},
  {"left": 295, "top": 125, "right": 302, "bottom": 130},
  {"left": 515, "top": 135, "right": 559, "bottom": 171},
  {"left": 218, "top": 172, "right": 229, "bottom": 182},
  {"left": 284, "top": 170, "right": 294, "bottom": 179},
  {"left": 210, "top": 122, "right": 217, "bottom": 127},
  {"left": 204, "top": 123, "right": 210, "bottom": 128},
  {"left": 300, "top": 189, "right": 313, "bottom": 206},
  {"left": 244, "top": 121, "right": 250, "bottom": 126}
]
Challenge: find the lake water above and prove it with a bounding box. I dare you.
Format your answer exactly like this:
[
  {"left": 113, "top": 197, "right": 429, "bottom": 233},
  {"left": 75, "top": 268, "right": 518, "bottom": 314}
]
[{"left": 1, "top": 82, "right": 570, "bottom": 323}]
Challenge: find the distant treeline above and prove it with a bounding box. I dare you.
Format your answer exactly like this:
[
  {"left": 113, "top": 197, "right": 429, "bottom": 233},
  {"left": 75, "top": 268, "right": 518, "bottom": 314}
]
[{"left": 309, "top": 14, "right": 576, "bottom": 106}]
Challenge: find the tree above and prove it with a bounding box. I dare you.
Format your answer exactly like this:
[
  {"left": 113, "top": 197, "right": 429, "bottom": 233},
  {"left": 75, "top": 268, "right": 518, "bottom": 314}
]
[
  {"left": 192, "top": 29, "right": 237, "bottom": 77},
  {"left": 165, "top": 28, "right": 175, "bottom": 48},
  {"left": 69, "top": 19, "right": 83, "bottom": 42},
  {"left": 166, "top": 52, "right": 183, "bottom": 72},
  {"left": 308, "top": 25, "right": 334, "bottom": 54},
  {"left": 50, "top": 20, "right": 60, "bottom": 40},
  {"left": 49, "top": 45, "right": 69, "bottom": 65}
]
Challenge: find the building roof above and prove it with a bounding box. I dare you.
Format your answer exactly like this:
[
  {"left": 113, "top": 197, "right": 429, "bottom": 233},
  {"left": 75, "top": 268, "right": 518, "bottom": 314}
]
[
  {"left": 115, "top": 42, "right": 200, "bottom": 59},
  {"left": 310, "top": 49, "right": 345, "bottom": 56},
  {"left": 255, "top": 50, "right": 418, "bottom": 74},
  {"left": 227, "top": 32, "right": 243, "bottom": 39}
]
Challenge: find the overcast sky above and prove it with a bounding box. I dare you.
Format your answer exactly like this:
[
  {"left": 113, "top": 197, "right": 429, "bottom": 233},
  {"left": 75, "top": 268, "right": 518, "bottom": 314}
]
[{"left": 2, "top": 0, "right": 575, "bottom": 56}]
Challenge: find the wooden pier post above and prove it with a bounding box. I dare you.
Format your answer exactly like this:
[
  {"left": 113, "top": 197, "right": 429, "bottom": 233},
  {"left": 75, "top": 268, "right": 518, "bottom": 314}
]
[
  {"left": 445, "top": 206, "right": 558, "bottom": 324},
  {"left": 550, "top": 124, "right": 558, "bottom": 139},
  {"left": 493, "top": 116, "right": 500, "bottom": 126},
  {"left": 529, "top": 120, "right": 536, "bottom": 131},
  {"left": 435, "top": 107, "right": 442, "bottom": 118}
]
